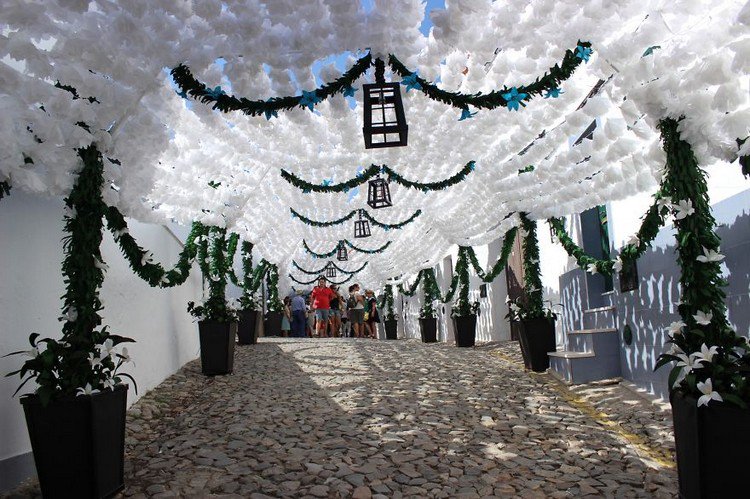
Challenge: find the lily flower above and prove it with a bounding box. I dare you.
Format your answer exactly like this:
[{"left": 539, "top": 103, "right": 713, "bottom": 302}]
[
  {"left": 98, "top": 339, "right": 115, "bottom": 358},
  {"left": 119, "top": 347, "right": 134, "bottom": 365},
  {"left": 656, "top": 197, "right": 672, "bottom": 210},
  {"left": 25, "top": 347, "right": 40, "bottom": 358},
  {"left": 666, "top": 320, "right": 686, "bottom": 336},
  {"left": 141, "top": 251, "right": 154, "bottom": 266},
  {"left": 697, "top": 378, "right": 723, "bottom": 407},
  {"left": 692, "top": 344, "right": 719, "bottom": 364},
  {"left": 693, "top": 310, "right": 713, "bottom": 326},
  {"left": 612, "top": 257, "right": 623, "bottom": 273},
  {"left": 76, "top": 383, "right": 100, "bottom": 397},
  {"left": 88, "top": 352, "right": 103, "bottom": 368},
  {"left": 58, "top": 307, "right": 78, "bottom": 323},
  {"left": 586, "top": 263, "right": 598, "bottom": 274},
  {"left": 626, "top": 234, "right": 640, "bottom": 248},
  {"left": 102, "top": 377, "right": 117, "bottom": 390},
  {"left": 93, "top": 257, "right": 109, "bottom": 271},
  {"left": 696, "top": 246, "right": 725, "bottom": 263},
  {"left": 159, "top": 274, "right": 170, "bottom": 285},
  {"left": 673, "top": 199, "right": 695, "bottom": 220}
]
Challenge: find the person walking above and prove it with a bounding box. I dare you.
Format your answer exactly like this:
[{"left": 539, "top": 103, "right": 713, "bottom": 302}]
[
  {"left": 347, "top": 283, "right": 365, "bottom": 338},
  {"left": 311, "top": 277, "right": 335, "bottom": 338},
  {"left": 306, "top": 297, "right": 315, "bottom": 337},
  {"left": 290, "top": 290, "right": 307, "bottom": 338},
  {"left": 329, "top": 285, "right": 342, "bottom": 338},
  {"left": 281, "top": 296, "right": 292, "bottom": 337},
  {"left": 364, "top": 289, "right": 380, "bottom": 339}
]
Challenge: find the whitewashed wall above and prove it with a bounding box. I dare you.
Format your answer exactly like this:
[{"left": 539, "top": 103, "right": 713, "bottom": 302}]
[{"left": 0, "top": 191, "right": 204, "bottom": 489}]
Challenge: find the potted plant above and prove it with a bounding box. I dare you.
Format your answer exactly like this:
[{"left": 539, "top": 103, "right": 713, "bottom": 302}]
[
  {"left": 418, "top": 305, "right": 438, "bottom": 343},
  {"left": 263, "top": 264, "right": 284, "bottom": 337},
  {"left": 506, "top": 296, "right": 557, "bottom": 372},
  {"left": 382, "top": 284, "right": 398, "bottom": 340},
  {"left": 451, "top": 299, "right": 479, "bottom": 347}
]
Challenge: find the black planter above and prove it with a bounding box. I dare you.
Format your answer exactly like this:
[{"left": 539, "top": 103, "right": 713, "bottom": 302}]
[
  {"left": 518, "top": 317, "right": 556, "bottom": 372},
  {"left": 237, "top": 309, "right": 258, "bottom": 345},
  {"left": 384, "top": 319, "right": 398, "bottom": 340},
  {"left": 453, "top": 315, "right": 477, "bottom": 347},
  {"left": 419, "top": 318, "right": 438, "bottom": 343},
  {"left": 198, "top": 320, "right": 237, "bottom": 375},
  {"left": 671, "top": 392, "right": 750, "bottom": 498},
  {"left": 264, "top": 311, "right": 282, "bottom": 337},
  {"left": 21, "top": 385, "right": 127, "bottom": 498}
]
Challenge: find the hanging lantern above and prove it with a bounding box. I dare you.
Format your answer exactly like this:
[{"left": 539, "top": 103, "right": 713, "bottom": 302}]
[
  {"left": 325, "top": 263, "right": 337, "bottom": 278},
  {"left": 362, "top": 59, "right": 408, "bottom": 149},
  {"left": 354, "top": 209, "right": 371, "bottom": 238},
  {"left": 337, "top": 242, "right": 348, "bottom": 261},
  {"left": 367, "top": 176, "right": 392, "bottom": 209}
]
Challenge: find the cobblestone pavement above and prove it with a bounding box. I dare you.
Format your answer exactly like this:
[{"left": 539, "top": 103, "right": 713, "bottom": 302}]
[{"left": 5, "top": 339, "right": 677, "bottom": 498}]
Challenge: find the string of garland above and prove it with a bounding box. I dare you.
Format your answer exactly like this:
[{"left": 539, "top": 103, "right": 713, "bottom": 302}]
[
  {"left": 224, "top": 232, "right": 240, "bottom": 284},
  {"left": 170, "top": 53, "right": 372, "bottom": 117},
  {"left": 420, "top": 269, "right": 442, "bottom": 319},
  {"left": 105, "top": 208, "right": 204, "bottom": 288},
  {"left": 188, "top": 226, "right": 237, "bottom": 322},
  {"left": 450, "top": 247, "right": 475, "bottom": 317},
  {"left": 464, "top": 227, "right": 518, "bottom": 283},
  {"left": 302, "top": 240, "right": 339, "bottom": 258},
  {"left": 302, "top": 239, "right": 392, "bottom": 258},
  {"left": 291, "top": 207, "right": 422, "bottom": 230},
  {"left": 382, "top": 284, "right": 396, "bottom": 321},
  {"left": 292, "top": 260, "right": 368, "bottom": 275},
  {"left": 0, "top": 180, "right": 10, "bottom": 201},
  {"left": 387, "top": 41, "right": 592, "bottom": 113},
  {"left": 346, "top": 239, "right": 392, "bottom": 254},
  {"left": 288, "top": 272, "right": 355, "bottom": 286},
  {"left": 398, "top": 270, "right": 424, "bottom": 297},
  {"left": 265, "top": 264, "right": 284, "bottom": 312},
  {"left": 236, "top": 243, "right": 270, "bottom": 311},
  {"left": 281, "top": 161, "right": 476, "bottom": 194},
  {"left": 517, "top": 213, "right": 550, "bottom": 319}
]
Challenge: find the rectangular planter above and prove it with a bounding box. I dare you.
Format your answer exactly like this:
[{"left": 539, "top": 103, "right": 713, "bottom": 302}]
[
  {"left": 264, "top": 311, "right": 282, "bottom": 337},
  {"left": 518, "top": 317, "right": 556, "bottom": 372},
  {"left": 21, "top": 385, "right": 127, "bottom": 498},
  {"left": 419, "top": 317, "right": 438, "bottom": 343},
  {"left": 237, "top": 309, "right": 258, "bottom": 345},
  {"left": 671, "top": 391, "right": 750, "bottom": 498},
  {"left": 384, "top": 319, "right": 398, "bottom": 340},
  {"left": 453, "top": 315, "right": 477, "bottom": 347},
  {"left": 199, "top": 320, "right": 237, "bottom": 375}
]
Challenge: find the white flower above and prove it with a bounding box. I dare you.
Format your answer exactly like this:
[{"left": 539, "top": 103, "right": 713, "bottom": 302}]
[
  {"left": 25, "top": 347, "right": 40, "bottom": 358},
  {"left": 159, "top": 274, "right": 170, "bottom": 285},
  {"left": 656, "top": 197, "right": 672, "bottom": 210},
  {"left": 510, "top": 303, "right": 520, "bottom": 313},
  {"left": 58, "top": 307, "right": 78, "bottom": 323},
  {"left": 696, "top": 246, "right": 725, "bottom": 263},
  {"left": 76, "top": 383, "right": 100, "bottom": 397},
  {"left": 102, "top": 377, "right": 116, "bottom": 390},
  {"left": 667, "top": 343, "right": 685, "bottom": 356},
  {"left": 141, "top": 251, "right": 154, "bottom": 266},
  {"left": 673, "top": 199, "right": 695, "bottom": 220},
  {"left": 692, "top": 343, "right": 719, "bottom": 364},
  {"left": 667, "top": 320, "right": 686, "bottom": 336},
  {"left": 586, "top": 263, "right": 598, "bottom": 274},
  {"left": 693, "top": 310, "right": 713, "bottom": 326},
  {"left": 612, "top": 257, "right": 623, "bottom": 273},
  {"left": 518, "top": 227, "right": 529, "bottom": 239},
  {"left": 697, "top": 378, "right": 723, "bottom": 407},
  {"left": 93, "top": 257, "right": 109, "bottom": 271},
  {"left": 504, "top": 295, "right": 512, "bottom": 304},
  {"left": 98, "top": 339, "right": 115, "bottom": 358},
  {"left": 210, "top": 274, "right": 221, "bottom": 282},
  {"left": 113, "top": 227, "right": 129, "bottom": 239},
  {"left": 119, "top": 347, "right": 134, "bottom": 365},
  {"left": 88, "top": 352, "right": 103, "bottom": 367},
  {"left": 626, "top": 235, "right": 640, "bottom": 247}
]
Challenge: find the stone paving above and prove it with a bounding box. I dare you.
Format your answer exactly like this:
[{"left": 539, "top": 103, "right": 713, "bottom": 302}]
[{"left": 5, "top": 338, "right": 677, "bottom": 498}]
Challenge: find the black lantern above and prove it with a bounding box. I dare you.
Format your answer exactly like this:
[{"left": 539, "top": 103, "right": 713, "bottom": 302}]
[
  {"left": 367, "top": 176, "right": 392, "bottom": 209},
  {"left": 325, "top": 263, "right": 337, "bottom": 279},
  {"left": 362, "top": 59, "right": 408, "bottom": 149},
  {"left": 337, "top": 242, "right": 348, "bottom": 261},
  {"left": 354, "top": 210, "right": 371, "bottom": 238}
]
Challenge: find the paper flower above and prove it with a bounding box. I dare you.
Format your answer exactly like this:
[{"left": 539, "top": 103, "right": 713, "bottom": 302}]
[
  {"left": 667, "top": 320, "right": 686, "bottom": 336},
  {"left": 673, "top": 199, "right": 695, "bottom": 220},
  {"left": 697, "top": 378, "right": 723, "bottom": 407},
  {"left": 299, "top": 90, "right": 321, "bottom": 111},
  {"left": 59, "top": 307, "right": 78, "bottom": 323},
  {"left": 98, "top": 339, "right": 116, "bottom": 358},
  {"left": 264, "top": 108, "right": 278, "bottom": 120},
  {"left": 503, "top": 87, "right": 527, "bottom": 111},
  {"left": 342, "top": 85, "right": 357, "bottom": 97},
  {"left": 204, "top": 86, "right": 225, "bottom": 99},
  {"left": 93, "top": 257, "right": 109, "bottom": 271},
  {"left": 141, "top": 251, "right": 154, "bottom": 266},
  {"left": 612, "top": 257, "right": 623, "bottom": 273},
  {"left": 693, "top": 310, "right": 713, "bottom": 325},
  {"left": 458, "top": 107, "right": 477, "bottom": 121},
  {"left": 642, "top": 45, "right": 661, "bottom": 57},
  {"left": 544, "top": 87, "right": 563, "bottom": 99},
  {"left": 626, "top": 234, "right": 640, "bottom": 247},
  {"left": 175, "top": 89, "right": 188, "bottom": 99},
  {"left": 586, "top": 263, "right": 598, "bottom": 274},
  {"left": 575, "top": 45, "right": 593, "bottom": 62},
  {"left": 696, "top": 246, "right": 725, "bottom": 263},
  {"left": 692, "top": 343, "right": 719, "bottom": 364},
  {"left": 88, "top": 352, "right": 103, "bottom": 367},
  {"left": 401, "top": 73, "right": 422, "bottom": 92},
  {"left": 76, "top": 383, "right": 100, "bottom": 397}
]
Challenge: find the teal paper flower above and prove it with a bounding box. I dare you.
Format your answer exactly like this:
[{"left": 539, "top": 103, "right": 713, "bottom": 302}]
[
  {"left": 575, "top": 45, "right": 592, "bottom": 62},
  {"left": 205, "top": 86, "right": 225, "bottom": 99},
  {"left": 401, "top": 73, "right": 422, "bottom": 92},
  {"left": 544, "top": 88, "right": 563, "bottom": 99},
  {"left": 458, "top": 107, "right": 477, "bottom": 121},
  {"left": 343, "top": 86, "right": 357, "bottom": 97},
  {"left": 299, "top": 90, "right": 321, "bottom": 111},
  {"left": 502, "top": 87, "right": 527, "bottom": 111}
]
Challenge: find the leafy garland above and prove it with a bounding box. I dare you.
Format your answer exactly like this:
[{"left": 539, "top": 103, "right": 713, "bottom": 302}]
[
  {"left": 450, "top": 247, "right": 478, "bottom": 317},
  {"left": 281, "top": 161, "right": 476, "bottom": 194},
  {"left": 265, "top": 264, "right": 284, "bottom": 312},
  {"left": 288, "top": 272, "right": 355, "bottom": 286},
  {"left": 382, "top": 284, "right": 396, "bottom": 321},
  {"left": 388, "top": 41, "right": 592, "bottom": 113},
  {"left": 291, "top": 208, "right": 422, "bottom": 230},
  {"left": 170, "top": 53, "right": 372, "bottom": 117},
  {"left": 654, "top": 117, "right": 750, "bottom": 408},
  {"left": 419, "top": 269, "right": 442, "bottom": 319},
  {"left": 236, "top": 242, "right": 266, "bottom": 311},
  {"left": 7, "top": 145, "right": 135, "bottom": 404},
  {"left": 292, "top": 260, "right": 368, "bottom": 276},
  {"left": 399, "top": 270, "right": 424, "bottom": 297},
  {"left": 0, "top": 180, "right": 10, "bottom": 201},
  {"left": 302, "top": 239, "right": 392, "bottom": 258},
  {"left": 464, "top": 227, "right": 518, "bottom": 283},
  {"left": 187, "top": 226, "right": 237, "bottom": 322}
]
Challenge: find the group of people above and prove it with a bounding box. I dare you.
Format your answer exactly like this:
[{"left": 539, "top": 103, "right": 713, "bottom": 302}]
[{"left": 280, "top": 277, "right": 380, "bottom": 338}]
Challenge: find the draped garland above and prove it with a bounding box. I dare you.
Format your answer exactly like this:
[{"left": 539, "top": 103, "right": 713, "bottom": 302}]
[
  {"left": 464, "top": 228, "right": 518, "bottom": 283},
  {"left": 289, "top": 272, "right": 355, "bottom": 286},
  {"left": 265, "top": 263, "right": 284, "bottom": 312},
  {"left": 302, "top": 239, "right": 392, "bottom": 258},
  {"left": 292, "top": 260, "right": 368, "bottom": 275},
  {"left": 281, "top": 161, "right": 476, "bottom": 194},
  {"left": 387, "top": 41, "right": 592, "bottom": 112},
  {"left": 291, "top": 208, "right": 422, "bottom": 229},
  {"left": 170, "top": 53, "right": 372, "bottom": 116},
  {"left": 187, "top": 226, "right": 237, "bottom": 322},
  {"left": 382, "top": 284, "right": 396, "bottom": 321}
]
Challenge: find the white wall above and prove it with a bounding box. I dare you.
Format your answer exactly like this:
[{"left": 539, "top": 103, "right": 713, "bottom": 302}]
[{"left": 0, "top": 191, "right": 203, "bottom": 465}]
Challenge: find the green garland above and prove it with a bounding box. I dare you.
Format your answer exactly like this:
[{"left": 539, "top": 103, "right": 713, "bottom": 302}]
[
  {"left": 464, "top": 227, "right": 518, "bottom": 283},
  {"left": 281, "top": 161, "right": 476, "bottom": 194},
  {"left": 654, "top": 117, "right": 750, "bottom": 408},
  {"left": 170, "top": 53, "right": 372, "bottom": 116},
  {"left": 291, "top": 208, "right": 422, "bottom": 230},
  {"left": 451, "top": 247, "right": 477, "bottom": 317},
  {"left": 7, "top": 145, "right": 135, "bottom": 404},
  {"left": 288, "top": 272, "right": 355, "bottom": 286},
  {"left": 302, "top": 239, "right": 391, "bottom": 258},
  {"left": 419, "top": 269, "right": 442, "bottom": 319},
  {"left": 398, "top": 270, "right": 424, "bottom": 297},
  {"left": 302, "top": 240, "right": 340, "bottom": 258},
  {"left": 346, "top": 239, "right": 392, "bottom": 254},
  {"left": 292, "top": 260, "right": 368, "bottom": 275},
  {"left": 387, "top": 41, "right": 592, "bottom": 111},
  {"left": 265, "top": 264, "right": 284, "bottom": 312},
  {"left": 236, "top": 242, "right": 267, "bottom": 311},
  {"left": 0, "top": 180, "right": 10, "bottom": 201},
  {"left": 382, "top": 284, "right": 396, "bottom": 321},
  {"left": 105, "top": 209, "right": 204, "bottom": 288},
  {"left": 187, "top": 226, "right": 237, "bottom": 322}
]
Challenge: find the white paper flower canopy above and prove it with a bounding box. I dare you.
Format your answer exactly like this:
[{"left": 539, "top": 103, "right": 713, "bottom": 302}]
[{"left": 1, "top": 0, "right": 748, "bottom": 293}]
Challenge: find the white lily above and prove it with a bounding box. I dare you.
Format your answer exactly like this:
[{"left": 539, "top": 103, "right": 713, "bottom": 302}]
[
  {"left": 76, "top": 383, "right": 100, "bottom": 397},
  {"left": 141, "top": 251, "right": 154, "bottom": 266},
  {"left": 159, "top": 274, "right": 170, "bottom": 285},
  {"left": 210, "top": 274, "right": 221, "bottom": 282},
  {"left": 667, "top": 320, "right": 686, "bottom": 336},
  {"left": 697, "top": 378, "right": 723, "bottom": 407},
  {"left": 692, "top": 343, "right": 719, "bottom": 364},
  {"left": 676, "top": 353, "right": 706, "bottom": 371},
  {"left": 93, "top": 257, "right": 109, "bottom": 271},
  {"left": 612, "top": 257, "right": 623, "bottom": 273},
  {"left": 673, "top": 199, "right": 695, "bottom": 220},
  {"left": 510, "top": 303, "right": 520, "bottom": 313},
  {"left": 696, "top": 246, "right": 725, "bottom": 263},
  {"left": 693, "top": 310, "right": 713, "bottom": 326},
  {"left": 119, "top": 347, "right": 134, "bottom": 365},
  {"left": 656, "top": 197, "right": 672, "bottom": 210},
  {"left": 88, "top": 352, "right": 103, "bottom": 367},
  {"left": 586, "top": 263, "right": 598, "bottom": 274},
  {"left": 626, "top": 234, "right": 640, "bottom": 248},
  {"left": 58, "top": 307, "right": 78, "bottom": 323},
  {"left": 98, "top": 339, "right": 115, "bottom": 358},
  {"left": 113, "top": 227, "right": 129, "bottom": 239},
  {"left": 25, "top": 347, "right": 40, "bottom": 358},
  {"left": 102, "top": 377, "right": 117, "bottom": 390},
  {"left": 504, "top": 295, "right": 512, "bottom": 304},
  {"left": 667, "top": 343, "right": 685, "bottom": 356}
]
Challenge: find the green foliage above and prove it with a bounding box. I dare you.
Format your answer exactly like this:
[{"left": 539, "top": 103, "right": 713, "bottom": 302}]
[
  {"left": 292, "top": 260, "right": 368, "bottom": 276},
  {"left": 265, "top": 264, "right": 284, "bottom": 312},
  {"left": 187, "top": 226, "right": 237, "bottom": 322},
  {"left": 464, "top": 227, "right": 518, "bottom": 283},
  {"left": 303, "top": 239, "right": 392, "bottom": 258},
  {"left": 291, "top": 207, "right": 422, "bottom": 230},
  {"left": 382, "top": 284, "right": 396, "bottom": 321},
  {"left": 281, "top": 161, "right": 476, "bottom": 194},
  {"left": 451, "top": 247, "right": 477, "bottom": 317},
  {"left": 288, "top": 273, "right": 354, "bottom": 286}
]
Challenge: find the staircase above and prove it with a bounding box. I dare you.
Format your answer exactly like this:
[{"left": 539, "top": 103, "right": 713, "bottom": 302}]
[{"left": 549, "top": 305, "right": 622, "bottom": 384}]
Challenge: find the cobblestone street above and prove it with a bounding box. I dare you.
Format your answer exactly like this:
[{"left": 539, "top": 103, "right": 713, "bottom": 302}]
[{"left": 6, "top": 339, "right": 677, "bottom": 498}]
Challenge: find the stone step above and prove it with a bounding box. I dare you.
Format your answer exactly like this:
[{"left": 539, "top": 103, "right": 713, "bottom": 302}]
[
  {"left": 582, "top": 305, "right": 617, "bottom": 330},
  {"left": 566, "top": 328, "right": 618, "bottom": 353},
  {"left": 549, "top": 349, "right": 621, "bottom": 384}
]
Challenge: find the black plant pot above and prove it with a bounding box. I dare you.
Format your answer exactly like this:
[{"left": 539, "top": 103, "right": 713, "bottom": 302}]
[
  {"left": 264, "top": 311, "right": 282, "bottom": 337},
  {"left": 237, "top": 309, "right": 258, "bottom": 345},
  {"left": 198, "top": 320, "right": 237, "bottom": 375},
  {"left": 21, "top": 385, "right": 127, "bottom": 499},
  {"left": 671, "top": 392, "right": 750, "bottom": 498},
  {"left": 419, "top": 318, "right": 438, "bottom": 343},
  {"left": 384, "top": 319, "right": 398, "bottom": 340},
  {"left": 518, "top": 317, "right": 556, "bottom": 372},
  {"left": 453, "top": 315, "right": 477, "bottom": 347}
]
